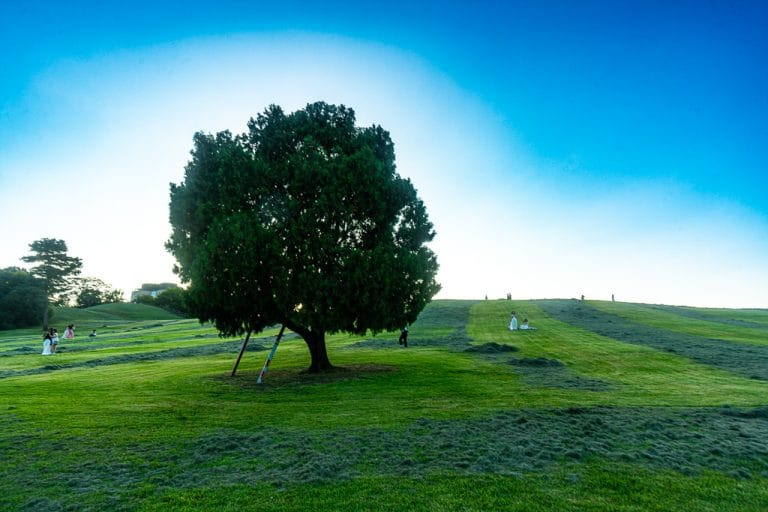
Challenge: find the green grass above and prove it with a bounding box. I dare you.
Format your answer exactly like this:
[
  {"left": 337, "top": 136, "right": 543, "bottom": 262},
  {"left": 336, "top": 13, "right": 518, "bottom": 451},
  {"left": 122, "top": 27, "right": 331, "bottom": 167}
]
[
  {"left": 535, "top": 299, "right": 768, "bottom": 381},
  {"left": 1, "top": 299, "right": 767, "bottom": 511},
  {"left": 590, "top": 300, "right": 768, "bottom": 346},
  {"left": 53, "top": 302, "right": 182, "bottom": 326},
  {"left": 4, "top": 302, "right": 181, "bottom": 341},
  {"left": 139, "top": 469, "right": 768, "bottom": 512}
]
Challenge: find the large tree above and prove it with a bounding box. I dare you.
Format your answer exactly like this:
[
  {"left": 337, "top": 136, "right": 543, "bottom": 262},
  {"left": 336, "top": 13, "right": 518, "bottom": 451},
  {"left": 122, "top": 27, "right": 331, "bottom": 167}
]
[
  {"left": 133, "top": 286, "right": 190, "bottom": 317},
  {"left": 75, "top": 277, "right": 124, "bottom": 308},
  {"left": 167, "top": 102, "right": 440, "bottom": 372},
  {"left": 21, "top": 238, "right": 83, "bottom": 329},
  {"left": 153, "top": 287, "right": 190, "bottom": 317},
  {"left": 0, "top": 267, "right": 47, "bottom": 330}
]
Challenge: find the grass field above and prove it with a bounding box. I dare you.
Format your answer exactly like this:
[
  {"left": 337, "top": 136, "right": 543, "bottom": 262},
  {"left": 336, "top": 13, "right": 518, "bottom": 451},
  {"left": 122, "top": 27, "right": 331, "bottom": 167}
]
[{"left": 1, "top": 300, "right": 767, "bottom": 511}]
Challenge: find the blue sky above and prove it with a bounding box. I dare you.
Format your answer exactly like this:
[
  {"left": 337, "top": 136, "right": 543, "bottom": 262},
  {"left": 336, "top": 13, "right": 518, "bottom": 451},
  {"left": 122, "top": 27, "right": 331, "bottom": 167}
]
[{"left": 1, "top": 1, "right": 767, "bottom": 307}]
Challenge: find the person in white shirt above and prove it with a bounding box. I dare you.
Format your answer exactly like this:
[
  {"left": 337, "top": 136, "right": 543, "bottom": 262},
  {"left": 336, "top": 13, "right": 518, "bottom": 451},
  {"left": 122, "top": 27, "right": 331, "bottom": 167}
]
[
  {"left": 509, "top": 311, "right": 518, "bottom": 331},
  {"left": 42, "top": 331, "right": 52, "bottom": 355},
  {"left": 50, "top": 328, "right": 59, "bottom": 353}
]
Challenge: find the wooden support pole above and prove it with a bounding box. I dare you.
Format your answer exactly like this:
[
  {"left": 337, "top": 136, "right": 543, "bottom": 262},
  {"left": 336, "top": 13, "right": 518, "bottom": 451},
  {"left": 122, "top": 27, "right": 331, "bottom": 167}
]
[
  {"left": 230, "top": 329, "right": 253, "bottom": 377},
  {"left": 258, "top": 324, "right": 286, "bottom": 384}
]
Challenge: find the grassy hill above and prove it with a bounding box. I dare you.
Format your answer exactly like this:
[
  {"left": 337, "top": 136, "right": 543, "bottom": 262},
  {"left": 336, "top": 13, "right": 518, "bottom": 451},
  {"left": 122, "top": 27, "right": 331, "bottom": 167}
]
[
  {"left": 54, "top": 302, "right": 181, "bottom": 324},
  {"left": 1, "top": 299, "right": 766, "bottom": 510},
  {"left": 2, "top": 302, "right": 181, "bottom": 337}
]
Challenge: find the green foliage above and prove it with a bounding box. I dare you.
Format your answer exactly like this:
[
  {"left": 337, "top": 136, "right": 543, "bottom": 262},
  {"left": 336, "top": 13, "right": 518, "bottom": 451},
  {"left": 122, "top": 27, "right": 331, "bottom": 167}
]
[
  {"left": 134, "top": 287, "right": 190, "bottom": 317},
  {"left": 154, "top": 286, "right": 189, "bottom": 317},
  {"left": 167, "top": 101, "right": 440, "bottom": 371},
  {"left": 0, "top": 267, "right": 47, "bottom": 330},
  {"left": 136, "top": 282, "right": 178, "bottom": 293},
  {"left": 75, "top": 277, "right": 124, "bottom": 308},
  {"left": 20, "top": 238, "right": 82, "bottom": 327},
  {"left": 133, "top": 294, "right": 156, "bottom": 306}
]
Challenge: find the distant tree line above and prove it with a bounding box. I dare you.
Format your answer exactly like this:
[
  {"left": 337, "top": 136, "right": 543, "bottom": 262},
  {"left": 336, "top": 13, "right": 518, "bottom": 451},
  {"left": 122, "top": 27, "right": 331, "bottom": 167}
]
[
  {"left": 0, "top": 238, "right": 126, "bottom": 330},
  {"left": 0, "top": 267, "right": 48, "bottom": 330},
  {"left": 75, "top": 277, "right": 124, "bottom": 308},
  {"left": 132, "top": 285, "right": 190, "bottom": 317}
]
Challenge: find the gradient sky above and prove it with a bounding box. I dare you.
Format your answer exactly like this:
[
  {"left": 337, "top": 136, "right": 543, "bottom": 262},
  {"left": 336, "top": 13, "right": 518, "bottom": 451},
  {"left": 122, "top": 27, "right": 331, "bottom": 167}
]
[{"left": 1, "top": 1, "right": 767, "bottom": 308}]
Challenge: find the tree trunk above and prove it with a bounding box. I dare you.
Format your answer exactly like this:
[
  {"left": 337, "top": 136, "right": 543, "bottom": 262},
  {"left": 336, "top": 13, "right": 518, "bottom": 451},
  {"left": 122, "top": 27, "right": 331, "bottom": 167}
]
[
  {"left": 304, "top": 330, "right": 334, "bottom": 373},
  {"left": 42, "top": 301, "right": 50, "bottom": 331}
]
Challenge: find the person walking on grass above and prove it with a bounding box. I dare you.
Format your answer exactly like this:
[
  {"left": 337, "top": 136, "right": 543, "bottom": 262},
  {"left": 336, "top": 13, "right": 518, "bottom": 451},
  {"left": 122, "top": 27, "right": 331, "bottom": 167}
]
[{"left": 398, "top": 325, "right": 409, "bottom": 347}]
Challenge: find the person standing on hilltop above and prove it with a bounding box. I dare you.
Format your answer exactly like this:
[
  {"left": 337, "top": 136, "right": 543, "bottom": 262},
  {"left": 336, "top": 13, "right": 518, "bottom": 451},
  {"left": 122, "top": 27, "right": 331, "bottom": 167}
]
[{"left": 509, "top": 311, "right": 518, "bottom": 331}]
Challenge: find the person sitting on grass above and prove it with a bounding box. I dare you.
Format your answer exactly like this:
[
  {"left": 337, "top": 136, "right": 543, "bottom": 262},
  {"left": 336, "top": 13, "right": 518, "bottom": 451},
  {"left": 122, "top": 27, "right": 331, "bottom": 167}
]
[
  {"left": 520, "top": 318, "right": 536, "bottom": 330},
  {"left": 509, "top": 311, "right": 518, "bottom": 331}
]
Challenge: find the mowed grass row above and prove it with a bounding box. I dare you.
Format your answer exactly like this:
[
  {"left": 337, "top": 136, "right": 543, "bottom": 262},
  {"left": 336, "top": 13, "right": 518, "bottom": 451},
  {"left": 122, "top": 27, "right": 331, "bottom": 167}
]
[
  {"left": 535, "top": 299, "right": 768, "bottom": 381},
  {"left": 648, "top": 303, "right": 768, "bottom": 328},
  {"left": 590, "top": 300, "right": 768, "bottom": 346},
  {"left": 1, "top": 300, "right": 767, "bottom": 511},
  {"left": 472, "top": 300, "right": 768, "bottom": 405}
]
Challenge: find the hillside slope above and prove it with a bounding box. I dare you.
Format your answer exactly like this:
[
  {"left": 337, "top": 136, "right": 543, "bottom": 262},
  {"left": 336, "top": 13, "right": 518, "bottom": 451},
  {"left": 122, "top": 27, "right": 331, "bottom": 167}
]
[
  {"left": 53, "top": 302, "right": 181, "bottom": 325},
  {"left": 1, "top": 299, "right": 767, "bottom": 511}
]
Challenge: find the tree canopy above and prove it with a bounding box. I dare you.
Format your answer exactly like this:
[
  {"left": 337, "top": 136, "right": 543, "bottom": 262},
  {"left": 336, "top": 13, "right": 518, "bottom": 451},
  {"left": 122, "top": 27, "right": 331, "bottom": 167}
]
[
  {"left": 167, "top": 102, "right": 440, "bottom": 372},
  {"left": 75, "top": 277, "right": 124, "bottom": 308},
  {"left": 0, "top": 267, "right": 47, "bottom": 330},
  {"left": 21, "top": 238, "right": 83, "bottom": 329},
  {"left": 133, "top": 286, "right": 190, "bottom": 317}
]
